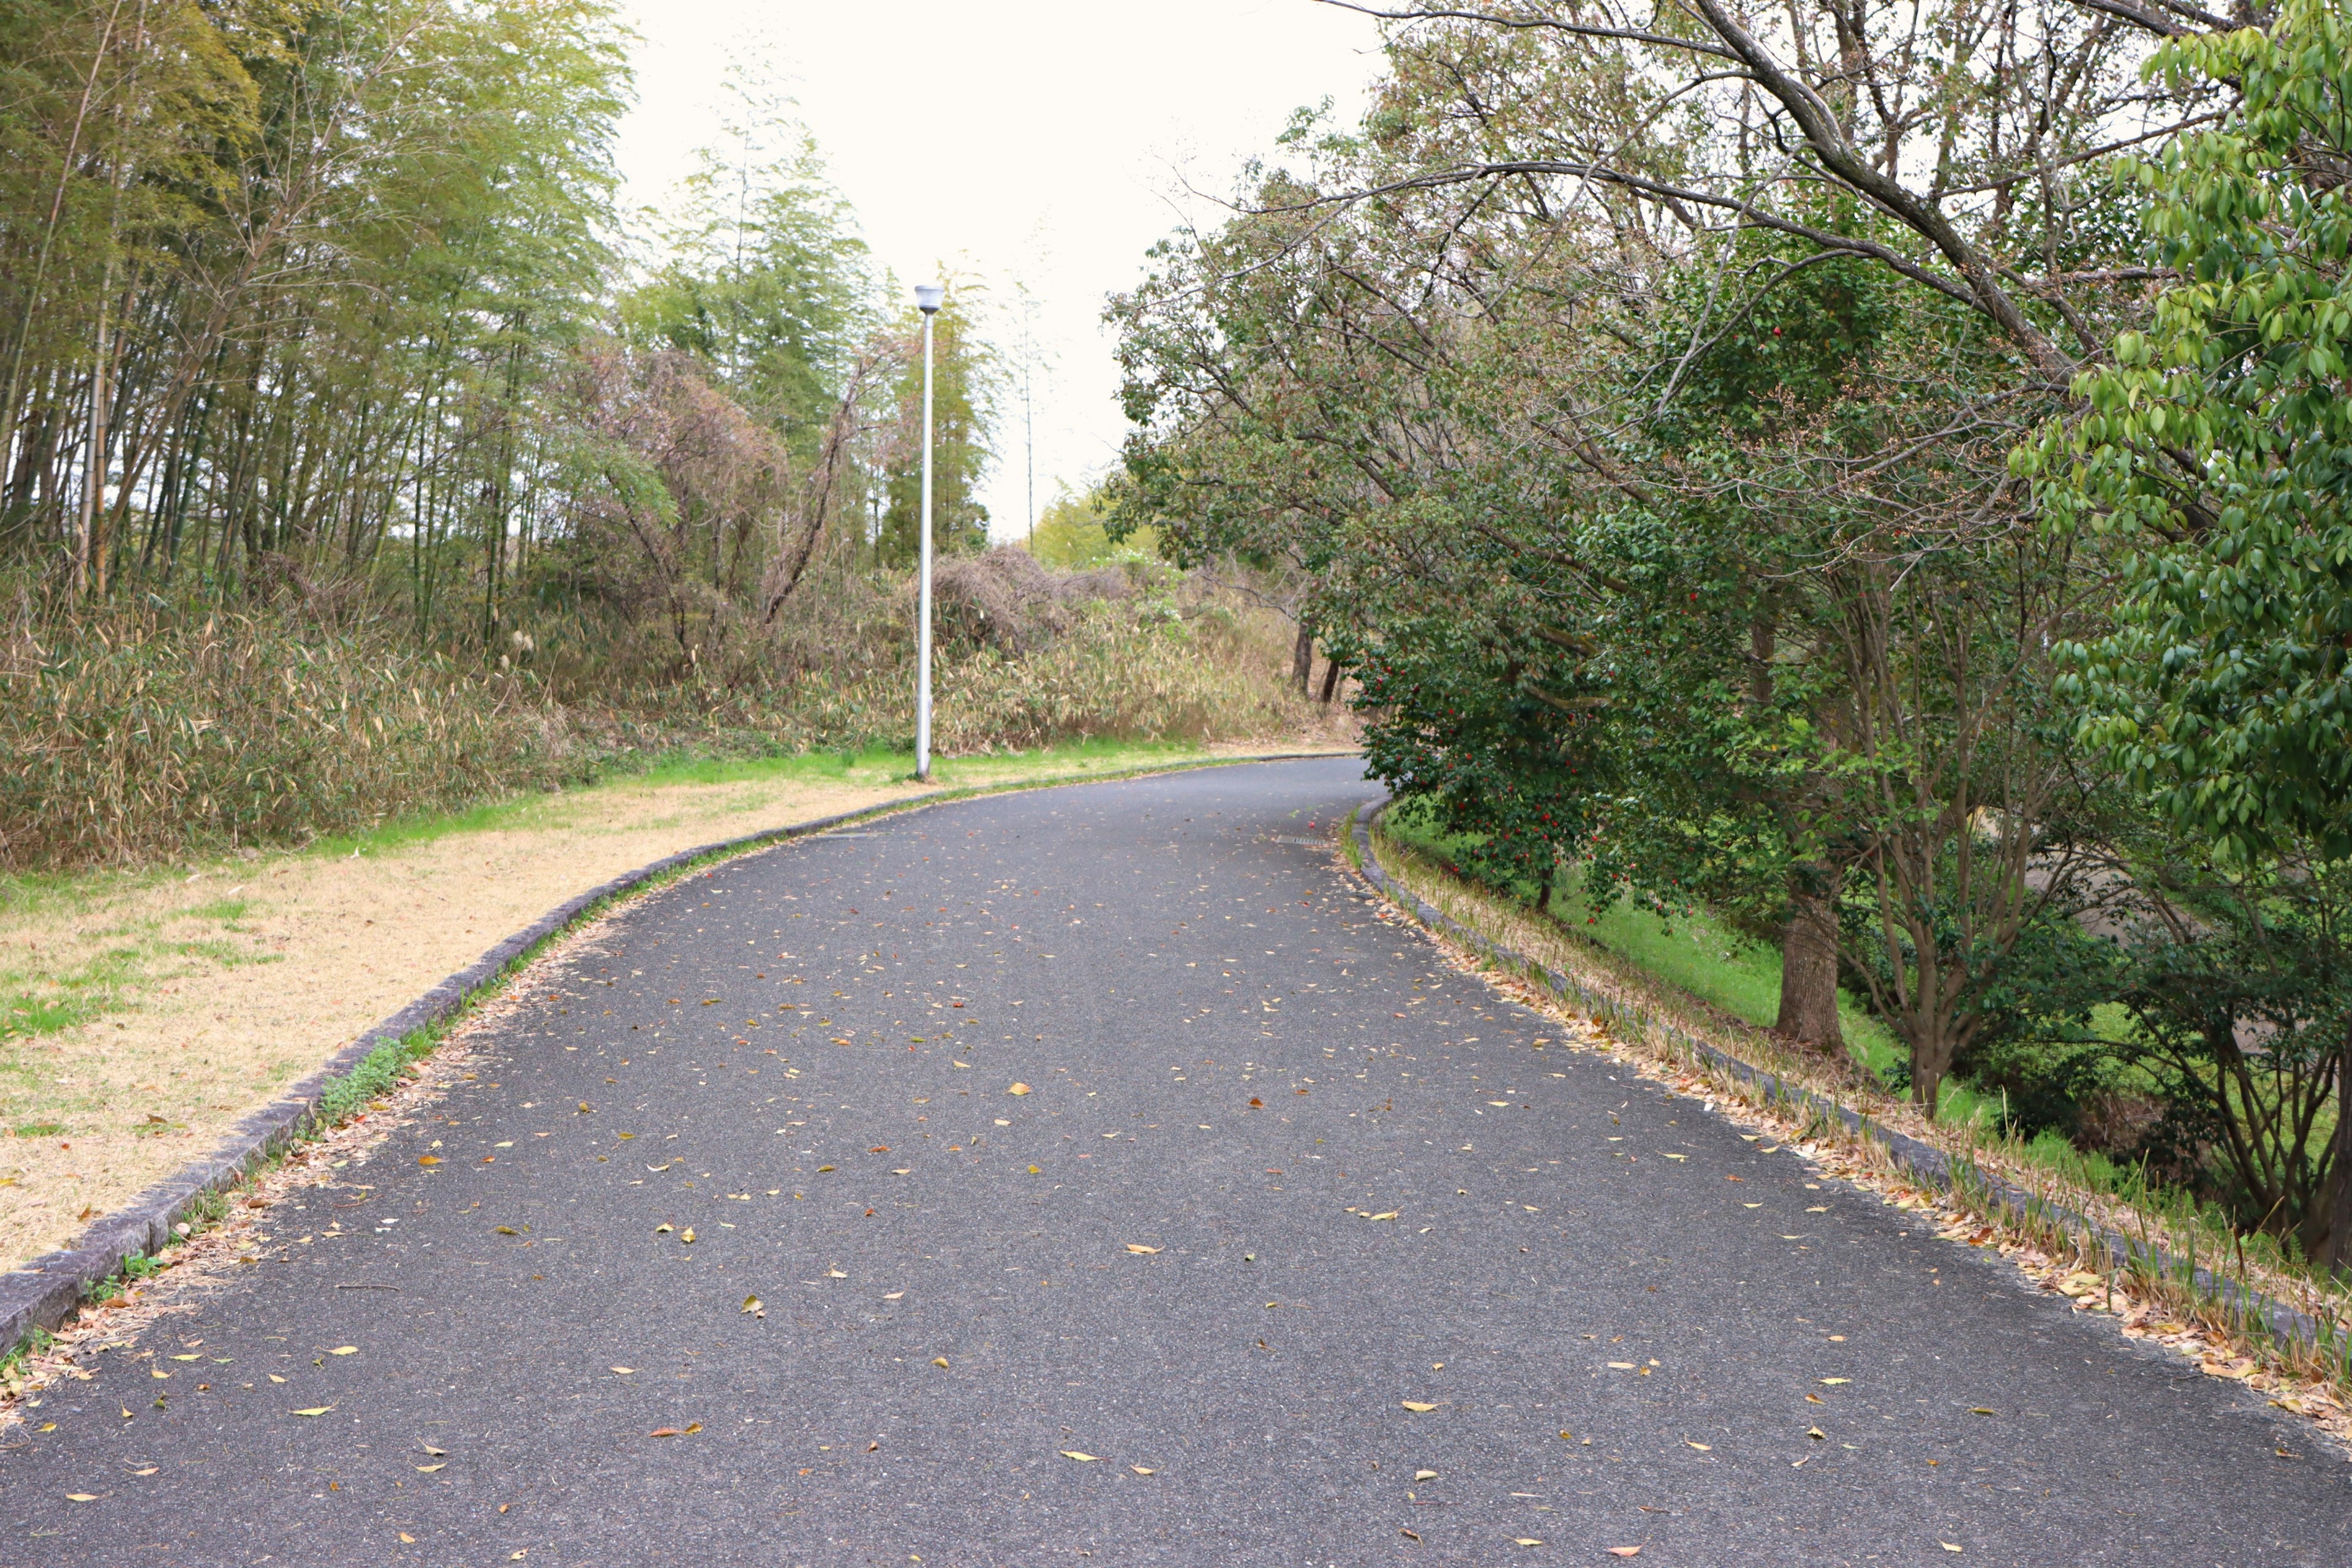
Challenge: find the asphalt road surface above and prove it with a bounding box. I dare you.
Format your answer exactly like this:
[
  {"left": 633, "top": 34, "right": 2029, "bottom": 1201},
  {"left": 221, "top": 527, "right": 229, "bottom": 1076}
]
[{"left": 6, "top": 758, "right": 2348, "bottom": 1566}]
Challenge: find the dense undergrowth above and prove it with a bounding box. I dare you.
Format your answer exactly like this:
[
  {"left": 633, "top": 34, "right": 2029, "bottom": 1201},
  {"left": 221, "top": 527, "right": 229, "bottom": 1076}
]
[{"left": 0, "top": 552, "right": 1321, "bottom": 873}]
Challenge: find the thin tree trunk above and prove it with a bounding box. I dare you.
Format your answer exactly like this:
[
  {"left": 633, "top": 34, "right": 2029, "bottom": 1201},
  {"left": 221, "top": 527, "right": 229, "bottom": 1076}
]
[
  {"left": 1292, "top": 621, "right": 1314, "bottom": 694},
  {"left": 1318, "top": 654, "right": 1341, "bottom": 703}
]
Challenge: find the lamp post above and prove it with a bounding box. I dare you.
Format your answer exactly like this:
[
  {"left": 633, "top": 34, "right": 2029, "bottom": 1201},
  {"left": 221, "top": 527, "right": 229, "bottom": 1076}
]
[{"left": 913, "top": 282, "right": 944, "bottom": 782}]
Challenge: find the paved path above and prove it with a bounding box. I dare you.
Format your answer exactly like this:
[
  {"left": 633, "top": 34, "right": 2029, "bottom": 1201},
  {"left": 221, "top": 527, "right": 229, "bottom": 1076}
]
[{"left": 6, "top": 758, "right": 2346, "bottom": 1566}]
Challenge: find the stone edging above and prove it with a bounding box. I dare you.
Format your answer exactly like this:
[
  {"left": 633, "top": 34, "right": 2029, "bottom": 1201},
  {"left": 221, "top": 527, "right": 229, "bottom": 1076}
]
[
  {"left": 1346, "top": 797, "right": 2326, "bottom": 1353},
  {"left": 0, "top": 751, "right": 1349, "bottom": 1357}
]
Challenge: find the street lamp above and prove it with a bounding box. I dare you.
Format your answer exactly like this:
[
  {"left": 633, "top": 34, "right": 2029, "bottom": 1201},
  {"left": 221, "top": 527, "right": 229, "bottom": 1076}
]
[{"left": 913, "top": 282, "right": 944, "bottom": 782}]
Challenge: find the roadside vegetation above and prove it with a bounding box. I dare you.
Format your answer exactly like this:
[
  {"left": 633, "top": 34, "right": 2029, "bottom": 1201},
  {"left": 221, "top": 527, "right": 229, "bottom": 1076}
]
[
  {"left": 0, "top": 2, "right": 1345, "bottom": 880},
  {"left": 1110, "top": 0, "right": 2352, "bottom": 1278}
]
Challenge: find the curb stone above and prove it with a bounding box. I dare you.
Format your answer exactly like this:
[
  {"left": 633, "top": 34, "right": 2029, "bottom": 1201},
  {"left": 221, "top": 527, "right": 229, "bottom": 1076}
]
[
  {"left": 0, "top": 751, "right": 1349, "bottom": 1357},
  {"left": 1347, "top": 797, "right": 2330, "bottom": 1355}
]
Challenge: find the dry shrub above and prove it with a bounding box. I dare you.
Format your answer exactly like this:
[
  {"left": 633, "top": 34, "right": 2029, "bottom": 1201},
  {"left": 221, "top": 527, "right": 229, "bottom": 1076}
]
[
  {"left": 0, "top": 561, "right": 1331, "bottom": 873},
  {"left": 0, "top": 592, "right": 574, "bottom": 870}
]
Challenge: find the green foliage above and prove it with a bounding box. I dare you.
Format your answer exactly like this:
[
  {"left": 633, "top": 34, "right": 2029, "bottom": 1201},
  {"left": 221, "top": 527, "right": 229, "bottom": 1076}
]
[
  {"left": 2038, "top": 0, "right": 2352, "bottom": 859},
  {"left": 1028, "top": 483, "right": 1153, "bottom": 567},
  {"left": 878, "top": 286, "right": 993, "bottom": 567}
]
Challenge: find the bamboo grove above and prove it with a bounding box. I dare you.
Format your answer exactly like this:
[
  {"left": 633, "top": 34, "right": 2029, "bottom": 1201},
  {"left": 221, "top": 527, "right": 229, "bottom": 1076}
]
[
  {"left": 0, "top": 0, "right": 995, "bottom": 643},
  {"left": 1111, "top": 0, "right": 2352, "bottom": 1265}
]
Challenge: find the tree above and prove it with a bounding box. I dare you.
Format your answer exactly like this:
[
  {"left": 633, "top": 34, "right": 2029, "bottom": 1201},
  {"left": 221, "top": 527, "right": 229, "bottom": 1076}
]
[{"left": 877, "top": 283, "right": 993, "bottom": 567}]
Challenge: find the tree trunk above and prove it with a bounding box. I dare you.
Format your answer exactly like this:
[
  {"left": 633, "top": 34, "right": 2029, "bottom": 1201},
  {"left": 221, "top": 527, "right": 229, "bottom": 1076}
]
[
  {"left": 2312, "top": 1041, "right": 2352, "bottom": 1275},
  {"left": 1774, "top": 867, "right": 1844, "bottom": 1055},
  {"left": 1292, "top": 622, "right": 1314, "bottom": 694},
  {"left": 1319, "top": 655, "right": 1342, "bottom": 703}
]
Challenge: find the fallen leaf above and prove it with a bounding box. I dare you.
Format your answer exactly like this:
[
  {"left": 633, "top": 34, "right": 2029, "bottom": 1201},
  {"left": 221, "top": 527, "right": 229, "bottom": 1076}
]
[
  {"left": 1807, "top": 1427, "right": 1826, "bottom": 1439},
  {"left": 933, "top": 1357, "right": 950, "bottom": 1368},
  {"left": 1400, "top": 1528, "right": 1422, "bottom": 1542},
  {"left": 680, "top": 1227, "right": 695, "bottom": 1244},
  {"left": 1369, "top": 1211, "right": 1399, "bottom": 1221},
  {"left": 684, "top": 1423, "right": 702, "bottom": 1434},
  {"left": 292, "top": 1406, "right": 335, "bottom": 1417},
  {"left": 742, "top": 1296, "right": 764, "bottom": 1316},
  {"left": 816, "top": 1165, "right": 834, "bottom": 1173},
  {"left": 66, "top": 1493, "right": 98, "bottom": 1502},
  {"left": 654, "top": 1223, "right": 673, "bottom": 1235},
  {"left": 1607, "top": 1362, "right": 1637, "bottom": 1370},
  {"left": 132, "top": 1468, "right": 157, "bottom": 1476},
  {"left": 168, "top": 1354, "right": 199, "bottom": 1362},
  {"left": 610, "top": 1366, "right": 634, "bottom": 1376},
  {"left": 1686, "top": 1441, "right": 1711, "bottom": 1451},
  {"left": 421, "top": 1445, "right": 447, "bottom": 1456},
  {"left": 1969, "top": 1407, "right": 1995, "bottom": 1416},
  {"left": 1401, "top": 1401, "right": 1438, "bottom": 1412},
  {"left": 1028, "top": 1165, "right": 1042, "bottom": 1174},
  {"left": 417, "top": 1156, "right": 440, "bottom": 1166},
  {"left": 1125, "top": 1244, "right": 1161, "bottom": 1254},
  {"left": 330, "top": 1346, "right": 358, "bottom": 1356},
  {"left": 1819, "top": 1378, "right": 1850, "bottom": 1386},
  {"left": 1060, "top": 1450, "right": 1100, "bottom": 1462},
  {"left": 1513, "top": 1540, "right": 1544, "bottom": 1548},
  {"left": 1942, "top": 1545, "right": 1963, "bottom": 1554},
  {"left": 496, "top": 1226, "right": 518, "bottom": 1235},
  {"left": 826, "top": 1268, "right": 847, "bottom": 1278},
  {"left": 400, "top": 1534, "right": 416, "bottom": 1544},
  {"left": 1659, "top": 1152, "right": 1687, "bottom": 1161},
  {"left": 1009, "top": 1083, "right": 1032, "bottom": 1096},
  {"left": 648, "top": 1427, "right": 684, "bottom": 1438},
  {"left": 1806, "top": 1205, "right": 1829, "bottom": 1212},
  {"left": 1606, "top": 1549, "right": 1642, "bottom": 1559},
  {"left": 1131, "top": 1464, "right": 1155, "bottom": 1476},
  {"left": 416, "top": 1463, "right": 445, "bottom": 1473},
  {"left": 884, "top": 1291, "right": 905, "bottom": 1299},
  {"left": 1248, "top": 1097, "right": 1264, "bottom": 1107},
  {"left": 1414, "top": 1469, "right": 1439, "bottom": 1481}
]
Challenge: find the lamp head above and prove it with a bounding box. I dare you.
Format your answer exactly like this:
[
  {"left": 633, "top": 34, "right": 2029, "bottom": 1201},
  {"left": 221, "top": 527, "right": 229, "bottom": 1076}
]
[{"left": 914, "top": 283, "right": 945, "bottom": 315}]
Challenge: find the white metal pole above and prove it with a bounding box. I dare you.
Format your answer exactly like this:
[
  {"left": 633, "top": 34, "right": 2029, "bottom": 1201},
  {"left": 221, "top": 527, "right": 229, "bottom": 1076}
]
[{"left": 915, "top": 295, "right": 938, "bottom": 782}]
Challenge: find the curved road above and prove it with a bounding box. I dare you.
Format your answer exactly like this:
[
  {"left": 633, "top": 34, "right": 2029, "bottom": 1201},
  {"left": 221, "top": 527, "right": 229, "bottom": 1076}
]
[{"left": 6, "top": 758, "right": 2346, "bottom": 1565}]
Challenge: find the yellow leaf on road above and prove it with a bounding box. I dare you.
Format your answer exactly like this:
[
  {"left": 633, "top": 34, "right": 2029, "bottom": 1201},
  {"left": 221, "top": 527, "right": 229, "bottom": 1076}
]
[
  {"left": 1126, "top": 1244, "right": 1161, "bottom": 1254},
  {"left": 1131, "top": 1464, "right": 1155, "bottom": 1475},
  {"left": 330, "top": 1346, "right": 357, "bottom": 1356},
  {"left": 1686, "top": 1441, "right": 1711, "bottom": 1451},
  {"left": 1009, "top": 1083, "right": 1032, "bottom": 1096},
  {"left": 611, "top": 1366, "right": 634, "bottom": 1376},
  {"left": 680, "top": 1228, "right": 695, "bottom": 1244},
  {"left": 1942, "top": 1545, "right": 1963, "bottom": 1554},
  {"left": 496, "top": 1226, "right": 518, "bottom": 1235},
  {"left": 1659, "top": 1153, "right": 1687, "bottom": 1161},
  {"left": 415, "top": 1464, "right": 445, "bottom": 1473},
  {"left": 1414, "top": 1469, "right": 1439, "bottom": 1480},
  {"left": 417, "top": 1156, "right": 440, "bottom": 1166},
  {"left": 933, "top": 1357, "right": 949, "bottom": 1368},
  {"left": 1607, "top": 1549, "right": 1642, "bottom": 1559},
  {"left": 1820, "top": 1378, "right": 1850, "bottom": 1385},
  {"left": 400, "top": 1534, "right": 416, "bottom": 1543},
  {"left": 66, "top": 1493, "right": 98, "bottom": 1502},
  {"left": 742, "top": 1296, "right": 763, "bottom": 1316},
  {"left": 1514, "top": 1540, "right": 1544, "bottom": 1548},
  {"left": 292, "top": 1406, "right": 335, "bottom": 1417},
  {"left": 1401, "top": 1401, "right": 1438, "bottom": 1412},
  {"left": 1370, "top": 1212, "right": 1399, "bottom": 1221},
  {"left": 1060, "top": 1450, "right": 1100, "bottom": 1461},
  {"left": 1607, "top": 1362, "right": 1637, "bottom": 1370}
]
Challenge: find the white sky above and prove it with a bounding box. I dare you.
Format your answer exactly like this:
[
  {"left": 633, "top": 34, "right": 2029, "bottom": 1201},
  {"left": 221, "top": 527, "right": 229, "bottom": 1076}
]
[{"left": 610, "top": 0, "right": 1383, "bottom": 540}]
